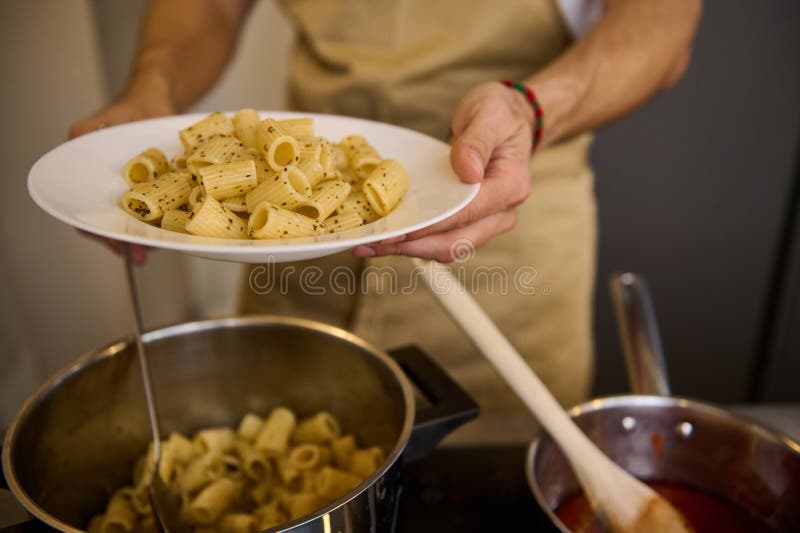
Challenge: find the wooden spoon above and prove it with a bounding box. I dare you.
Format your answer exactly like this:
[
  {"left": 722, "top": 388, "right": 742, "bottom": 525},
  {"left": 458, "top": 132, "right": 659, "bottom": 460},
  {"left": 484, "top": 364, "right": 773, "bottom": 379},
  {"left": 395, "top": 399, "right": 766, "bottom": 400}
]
[{"left": 411, "top": 259, "right": 694, "bottom": 533}]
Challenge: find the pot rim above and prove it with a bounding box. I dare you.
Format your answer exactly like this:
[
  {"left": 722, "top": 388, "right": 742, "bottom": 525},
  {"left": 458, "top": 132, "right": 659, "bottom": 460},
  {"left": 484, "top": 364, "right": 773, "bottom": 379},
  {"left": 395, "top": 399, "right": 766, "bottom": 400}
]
[
  {"left": 524, "top": 394, "right": 800, "bottom": 532},
  {"left": 2, "top": 314, "right": 417, "bottom": 533}
]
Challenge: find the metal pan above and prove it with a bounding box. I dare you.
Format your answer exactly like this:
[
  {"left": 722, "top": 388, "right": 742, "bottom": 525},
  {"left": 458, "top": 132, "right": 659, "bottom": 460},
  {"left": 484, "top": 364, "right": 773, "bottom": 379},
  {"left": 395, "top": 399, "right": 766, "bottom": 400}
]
[
  {"left": 2, "top": 315, "right": 478, "bottom": 532},
  {"left": 526, "top": 273, "right": 800, "bottom": 531}
]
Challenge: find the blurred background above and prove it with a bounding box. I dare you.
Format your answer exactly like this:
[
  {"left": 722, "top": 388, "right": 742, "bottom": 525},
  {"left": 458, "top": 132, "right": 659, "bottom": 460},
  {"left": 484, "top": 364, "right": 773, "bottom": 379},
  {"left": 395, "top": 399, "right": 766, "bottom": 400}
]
[{"left": 1, "top": 0, "right": 798, "bottom": 426}]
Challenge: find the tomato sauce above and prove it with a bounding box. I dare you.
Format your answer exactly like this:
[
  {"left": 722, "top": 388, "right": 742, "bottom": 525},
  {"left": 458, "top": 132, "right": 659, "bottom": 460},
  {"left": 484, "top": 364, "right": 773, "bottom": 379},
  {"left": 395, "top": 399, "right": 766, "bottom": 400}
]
[{"left": 554, "top": 482, "right": 776, "bottom": 533}]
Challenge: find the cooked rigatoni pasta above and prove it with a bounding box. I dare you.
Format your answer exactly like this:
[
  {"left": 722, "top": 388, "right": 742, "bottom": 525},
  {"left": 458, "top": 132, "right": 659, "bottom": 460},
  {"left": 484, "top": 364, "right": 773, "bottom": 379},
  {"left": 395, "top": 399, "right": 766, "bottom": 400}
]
[
  {"left": 179, "top": 112, "right": 235, "bottom": 152},
  {"left": 256, "top": 118, "right": 300, "bottom": 171},
  {"left": 338, "top": 191, "right": 381, "bottom": 223},
  {"left": 252, "top": 158, "right": 276, "bottom": 184},
  {"left": 295, "top": 180, "right": 351, "bottom": 221},
  {"left": 238, "top": 443, "right": 272, "bottom": 481},
  {"left": 339, "top": 134, "right": 381, "bottom": 179},
  {"left": 255, "top": 407, "right": 296, "bottom": 457},
  {"left": 179, "top": 453, "right": 226, "bottom": 494},
  {"left": 237, "top": 414, "right": 263, "bottom": 443},
  {"left": 330, "top": 434, "right": 357, "bottom": 469},
  {"left": 292, "top": 412, "right": 341, "bottom": 444},
  {"left": 255, "top": 501, "right": 287, "bottom": 529},
  {"left": 188, "top": 478, "right": 239, "bottom": 525},
  {"left": 315, "top": 466, "right": 363, "bottom": 500},
  {"left": 171, "top": 152, "right": 188, "bottom": 171},
  {"left": 122, "top": 147, "right": 170, "bottom": 187},
  {"left": 194, "top": 428, "right": 236, "bottom": 455},
  {"left": 288, "top": 444, "right": 330, "bottom": 471},
  {"left": 296, "top": 157, "right": 326, "bottom": 187},
  {"left": 340, "top": 167, "right": 361, "bottom": 187},
  {"left": 188, "top": 185, "right": 206, "bottom": 209},
  {"left": 187, "top": 136, "right": 246, "bottom": 176},
  {"left": 89, "top": 407, "right": 384, "bottom": 533},
  {"left": 101, "top": 491, "right": 137, "bottom": 533},
  {"left": 286, "top": 492, "right": 324, "bottom": 521},
  {"left": 332, "top": 143, "right": 348, "bottom": 171},
  {"left": 185, "top": 197, "right": 247, "bottom": 239},
  {"left": 232, "top": 108, "right": 261, "bottom": 149},
  {"left": 323, "top": 211, "right": 364, "bottom": 234},
  {"left": 245, "top": 166, "right": 310, "bottom": 212},
  {"left": 248, "top": 202, "right": 321, "bottom": 239},
  {"left": 198, "top": 160, "right": 257, "bottom": 201},
  {"left": 349, "top": 446, "right": 386, "bottom": 478},
  {"left": 298, "top": 137, "right": 331, "bottom": 170},
  {"left": 221, "top": 195, "right": 247, "bottom": 213},
  {"left": 362, "top": 159, "right": 411, "bottom": 216},
  {"left": 277, "top": 117, "right": 314, "bottom": 138},
  {"left": 169, "top": 432, "right": 196, "bottom": 463},
  {"left": 121, "top": 172, "right": 192, "bottom": 222},
  {"left": 119, "top": 111, "right": 409, "bottom": 239}
]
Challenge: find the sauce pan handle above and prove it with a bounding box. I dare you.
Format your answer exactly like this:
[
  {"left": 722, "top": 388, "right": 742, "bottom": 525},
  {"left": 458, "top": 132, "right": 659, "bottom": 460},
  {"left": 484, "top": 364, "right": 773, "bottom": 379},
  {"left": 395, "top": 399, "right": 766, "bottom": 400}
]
[
  {"left": 388, "top": 346, "right": 479, "bottom": 461},
  {"left": 609, "top": 272, "right": 672, "bottom": 396}
]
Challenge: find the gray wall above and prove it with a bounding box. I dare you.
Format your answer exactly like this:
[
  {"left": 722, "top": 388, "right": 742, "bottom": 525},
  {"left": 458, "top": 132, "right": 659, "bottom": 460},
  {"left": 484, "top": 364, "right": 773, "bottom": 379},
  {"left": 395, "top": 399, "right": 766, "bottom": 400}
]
[{"left": 590, "top": 1, "right": 800, "bottom": 401}]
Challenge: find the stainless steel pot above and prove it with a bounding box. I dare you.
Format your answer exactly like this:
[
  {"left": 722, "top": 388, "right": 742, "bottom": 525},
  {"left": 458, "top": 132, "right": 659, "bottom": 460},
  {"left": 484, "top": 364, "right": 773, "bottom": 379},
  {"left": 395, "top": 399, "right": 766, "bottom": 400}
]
[
  {"left": 526, "top": 274, "right": 800, "bottom": 532},
  {"left": 2, "top": 316, "right": 478, "bottom": 532}
]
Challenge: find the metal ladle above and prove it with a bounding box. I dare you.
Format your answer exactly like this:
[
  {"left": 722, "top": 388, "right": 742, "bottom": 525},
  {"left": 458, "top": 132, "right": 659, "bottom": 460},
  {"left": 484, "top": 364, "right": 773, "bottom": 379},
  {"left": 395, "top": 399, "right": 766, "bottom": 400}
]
[{"left": 123, "top": 245, "right": 191, "bottom": 533}]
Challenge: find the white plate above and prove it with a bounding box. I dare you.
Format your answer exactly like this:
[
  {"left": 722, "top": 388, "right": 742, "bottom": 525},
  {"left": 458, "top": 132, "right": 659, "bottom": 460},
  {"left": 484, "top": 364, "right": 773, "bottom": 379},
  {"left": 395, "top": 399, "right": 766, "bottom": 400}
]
[{"left": 28, "top": 112, "right": 479, "bottom": 263}]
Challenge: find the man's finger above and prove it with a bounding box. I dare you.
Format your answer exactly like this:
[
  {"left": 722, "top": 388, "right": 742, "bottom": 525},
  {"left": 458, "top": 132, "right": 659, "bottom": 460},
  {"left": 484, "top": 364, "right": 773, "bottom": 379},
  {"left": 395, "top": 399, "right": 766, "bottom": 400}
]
[
  {"left": 358, "top": 209, "right": 517, "bottom": 262},
  {"left": 450, "top": 108, "right": 515, "bottom": 184},
  {"left": 404, "top": 144, "right": 529, "bottom": 241}
]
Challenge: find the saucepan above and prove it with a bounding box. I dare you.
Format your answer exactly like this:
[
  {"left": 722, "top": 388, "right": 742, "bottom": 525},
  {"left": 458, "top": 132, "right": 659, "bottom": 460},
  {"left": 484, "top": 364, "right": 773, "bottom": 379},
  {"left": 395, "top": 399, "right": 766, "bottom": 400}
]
[
  {"left": 526, "top": 273, "right": 800, "bottom": 532},
  {"left": 2, "top": 315, "right": 478, "bottom": 532}
]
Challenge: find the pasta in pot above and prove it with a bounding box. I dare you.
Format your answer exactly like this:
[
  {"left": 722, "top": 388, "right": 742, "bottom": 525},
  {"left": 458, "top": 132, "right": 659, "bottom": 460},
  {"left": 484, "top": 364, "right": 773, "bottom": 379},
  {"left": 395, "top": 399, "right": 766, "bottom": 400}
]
[
  {"left": 88, "top": 407, "right": 386, "bottom": 533},
  {"left": 118, "top": 111, "right": 410, "bottom": 239}
]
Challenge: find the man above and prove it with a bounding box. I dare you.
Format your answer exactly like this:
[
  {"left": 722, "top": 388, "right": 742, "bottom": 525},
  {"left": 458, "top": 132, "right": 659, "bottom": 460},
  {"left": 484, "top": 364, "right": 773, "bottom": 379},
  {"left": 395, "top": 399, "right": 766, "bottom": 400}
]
[{"left": 72, "top": 0, "right": 701, "bottom": 443}]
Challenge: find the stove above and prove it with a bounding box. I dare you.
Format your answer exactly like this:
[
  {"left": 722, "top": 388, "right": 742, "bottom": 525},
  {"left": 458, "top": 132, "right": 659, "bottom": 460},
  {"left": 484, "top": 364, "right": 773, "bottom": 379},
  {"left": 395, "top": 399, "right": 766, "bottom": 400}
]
[
  {"left": 5, "top": 403, "right": 799, "bottom": 531},
  {"left": 398, "top": 445, "right": 555, "bottom": 532},
  {"left": 1, "top": 445, "right": 556, "bottom": 532}
]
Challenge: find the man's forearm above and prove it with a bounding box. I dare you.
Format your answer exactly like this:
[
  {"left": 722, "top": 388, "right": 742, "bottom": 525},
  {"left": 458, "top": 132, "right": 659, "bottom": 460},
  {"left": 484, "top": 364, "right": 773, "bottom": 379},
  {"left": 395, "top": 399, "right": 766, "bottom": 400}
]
[
  {"left": 122, "top": 0, "right": 252, "bottom": 111},
  {"left": 528, "top": 0, "right": 702, "bottom": 147}
]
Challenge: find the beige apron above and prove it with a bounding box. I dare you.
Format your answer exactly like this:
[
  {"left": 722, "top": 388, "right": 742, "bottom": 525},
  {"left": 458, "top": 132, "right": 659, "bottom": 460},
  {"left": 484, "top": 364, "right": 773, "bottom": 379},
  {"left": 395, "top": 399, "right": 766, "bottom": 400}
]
[{"left": 242, "top": 0, "right": 597, "bottom": 444}]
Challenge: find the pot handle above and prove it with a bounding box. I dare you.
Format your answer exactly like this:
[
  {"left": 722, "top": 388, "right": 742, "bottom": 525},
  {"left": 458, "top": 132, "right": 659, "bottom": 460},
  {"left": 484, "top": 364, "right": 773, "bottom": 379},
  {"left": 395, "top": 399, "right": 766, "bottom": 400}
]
[
  {"left": 609, "top": 272, "right": 672, "bottom": 396},
  {"left": 388, "top": 345, "right": 479, "bottom": 461}
]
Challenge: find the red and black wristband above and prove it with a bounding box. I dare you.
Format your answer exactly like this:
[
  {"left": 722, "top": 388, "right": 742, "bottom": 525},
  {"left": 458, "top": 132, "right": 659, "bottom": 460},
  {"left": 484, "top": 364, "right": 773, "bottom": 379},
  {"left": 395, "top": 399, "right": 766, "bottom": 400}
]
[{"left": 500, "top": 80, "right": 543, "bottom": 152}]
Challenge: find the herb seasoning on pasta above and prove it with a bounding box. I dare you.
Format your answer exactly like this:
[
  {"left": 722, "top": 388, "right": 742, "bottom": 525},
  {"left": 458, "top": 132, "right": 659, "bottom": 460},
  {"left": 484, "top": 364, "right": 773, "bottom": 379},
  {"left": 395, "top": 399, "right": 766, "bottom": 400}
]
[{"left": 119, "top": 111, "right": 410, "bottom": 239}]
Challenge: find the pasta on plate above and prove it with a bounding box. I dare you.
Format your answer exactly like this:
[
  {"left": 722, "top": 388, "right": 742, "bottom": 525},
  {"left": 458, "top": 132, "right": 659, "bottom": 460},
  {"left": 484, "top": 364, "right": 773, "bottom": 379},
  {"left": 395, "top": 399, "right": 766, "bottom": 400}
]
[
  {"left": 120, "top": 111, "right": 410, "bottom": 240},
  {"left": 87, "top": 407, "right": 386, "bottom": 533}
]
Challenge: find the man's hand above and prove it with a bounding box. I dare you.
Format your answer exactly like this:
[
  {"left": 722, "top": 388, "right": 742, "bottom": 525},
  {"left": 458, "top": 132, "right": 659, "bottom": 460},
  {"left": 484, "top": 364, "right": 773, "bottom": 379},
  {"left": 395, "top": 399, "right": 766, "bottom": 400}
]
[
  {"left": 69, "top": 73, "right": 175, "bottom": 139},
  {"left": 353, "top": 82, "right": 534, "bottom": 262},
  {"left": 69, "top": 98, "right": 173, "bottom": 138},
  {"left": 66, "top": 0, "right": 255, "bottom": 263},
  {"left": 68, "top": 88, "right": 173, "bottom": 263}
]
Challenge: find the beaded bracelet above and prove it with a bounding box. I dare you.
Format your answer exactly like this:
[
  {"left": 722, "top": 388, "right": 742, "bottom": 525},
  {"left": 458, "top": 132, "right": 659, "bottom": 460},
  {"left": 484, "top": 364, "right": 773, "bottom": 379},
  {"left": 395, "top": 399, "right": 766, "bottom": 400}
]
[{"left": 500, "top": 80, "right": 543, "bottom": 151}]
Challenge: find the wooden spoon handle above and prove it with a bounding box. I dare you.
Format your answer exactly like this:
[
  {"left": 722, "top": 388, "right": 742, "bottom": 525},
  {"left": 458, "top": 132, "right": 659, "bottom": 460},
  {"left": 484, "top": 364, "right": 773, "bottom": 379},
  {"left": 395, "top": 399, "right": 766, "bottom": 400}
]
[
  {"left": 411, "top": 260, "right": 603, "bottom": 468},
  {"left": 411, "top": 260, "right": 692, "bottom": 533},
  {"left": 412, "top": 259, "right": 691, "bottom": 533}
]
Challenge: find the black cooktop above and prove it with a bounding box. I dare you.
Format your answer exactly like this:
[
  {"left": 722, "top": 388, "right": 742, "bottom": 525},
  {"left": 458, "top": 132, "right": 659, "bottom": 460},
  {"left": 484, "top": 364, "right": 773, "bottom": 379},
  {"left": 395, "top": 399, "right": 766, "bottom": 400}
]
[
  {"left": 399, "top": 446, "right": 554, "bottom": 532},
  {"left": 1, "top": 446, "right": 557, "bottom": 532}
]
